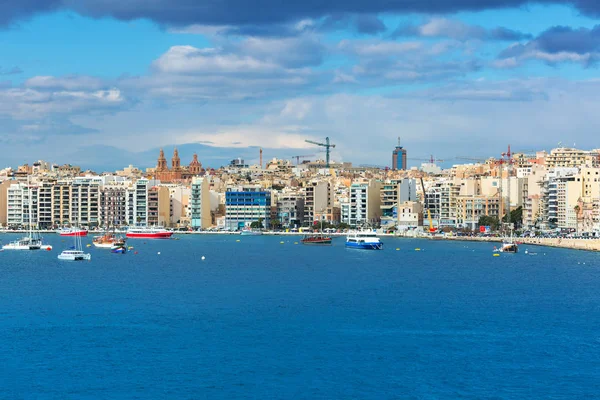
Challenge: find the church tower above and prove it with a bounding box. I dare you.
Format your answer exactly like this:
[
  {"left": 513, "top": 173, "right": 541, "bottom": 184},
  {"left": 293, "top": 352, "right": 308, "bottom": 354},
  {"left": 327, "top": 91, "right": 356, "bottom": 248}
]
[
  {"left": 172, "top": 148, "right": 181, "bottom": 171},
  {"left": 189, "top": 153, "right": 202, "bottom": 175},
  {"left": 157, "top": 149, "right": 168, "bottom": 171}
]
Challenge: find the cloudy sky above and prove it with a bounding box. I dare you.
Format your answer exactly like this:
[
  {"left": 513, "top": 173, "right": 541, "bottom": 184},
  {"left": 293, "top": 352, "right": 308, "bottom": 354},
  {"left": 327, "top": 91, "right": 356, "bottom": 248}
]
[{"left": 2, "top": 1, "right": 600, "bottom": 170}]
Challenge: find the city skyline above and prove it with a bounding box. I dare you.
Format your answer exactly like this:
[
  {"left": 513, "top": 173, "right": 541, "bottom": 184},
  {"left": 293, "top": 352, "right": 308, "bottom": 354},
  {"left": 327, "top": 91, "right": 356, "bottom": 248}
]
[{"left": 2, "top": 1, "right": 600, "bottom": 169}]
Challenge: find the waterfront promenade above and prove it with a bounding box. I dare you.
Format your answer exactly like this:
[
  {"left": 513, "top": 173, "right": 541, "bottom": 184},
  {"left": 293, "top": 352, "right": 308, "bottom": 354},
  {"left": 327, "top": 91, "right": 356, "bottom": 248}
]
[{"left": 3, "top": 229, "right": 599, "bottom": 252}]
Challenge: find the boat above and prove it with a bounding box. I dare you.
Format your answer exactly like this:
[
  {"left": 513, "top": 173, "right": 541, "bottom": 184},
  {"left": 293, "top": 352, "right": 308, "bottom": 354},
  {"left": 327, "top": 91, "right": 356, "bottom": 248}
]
[
  {"left": 2, "top": 178, "right": 52, "bottom": 251},
  {"left": 494, "top": 241, "right": 519, "bottom": 253},
  {"left": 345, "top": 231, "right": 383, "bottom": 250},
  {"left": 301, "top": 234, "right": 332, "bottom": 245},
  {"left": 126, "top": 226, "right": 173, "bottom": 239},
  {"left": 240, "top": 228, "right": 263, "bottom": 236},
  {"left": 93, "top": 226, "right": 126, "bottom": 248},
  {"left": 494, "top": 230, "right": 519, "bottom": 253},
  {"left": 111, "top": 241, "right": 127, "bottom": 254},
  {"left": 58, "top": 227, "right": 91, "bottom": 261},
  {"left": 57, "top": 227, "right": 88, "bottom": 237}
]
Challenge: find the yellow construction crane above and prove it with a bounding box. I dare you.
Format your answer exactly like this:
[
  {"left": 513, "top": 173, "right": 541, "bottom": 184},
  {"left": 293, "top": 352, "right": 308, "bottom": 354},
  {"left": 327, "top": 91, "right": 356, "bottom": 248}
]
[{"left": 420, "top": 176, "right": 436, "bottom": 233}]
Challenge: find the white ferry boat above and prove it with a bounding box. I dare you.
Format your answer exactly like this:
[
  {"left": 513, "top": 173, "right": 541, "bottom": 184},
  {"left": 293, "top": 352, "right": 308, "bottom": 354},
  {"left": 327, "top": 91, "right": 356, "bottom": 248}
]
[
  {"left": 345, "top": 231, "right": 383, "bottom": 250},
  {"left": 126, "top": 226, "right": 173, "bottom": 239}
]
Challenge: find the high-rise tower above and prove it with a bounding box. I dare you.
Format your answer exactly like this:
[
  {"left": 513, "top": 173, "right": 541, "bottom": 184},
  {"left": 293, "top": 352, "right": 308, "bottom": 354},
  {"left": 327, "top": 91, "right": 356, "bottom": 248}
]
[{"left": 392, "top": 137, "right": 407, "bottom": 170}]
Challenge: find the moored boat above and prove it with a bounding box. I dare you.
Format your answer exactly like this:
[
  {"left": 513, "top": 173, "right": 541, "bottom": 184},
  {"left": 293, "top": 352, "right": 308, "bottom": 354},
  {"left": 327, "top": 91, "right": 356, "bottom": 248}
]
[
  {"left": 58, "top": 227, "right": 91, "bottom": 261},
  {"left": 345, "top": 231, "right": 383, "bottom": 250},
  {"left": 240, "top": 228, "right": 263, "bottom": 236},
  {"left": 57, "top": 227, "right": 88, "bottom": 237},
  {"left": 126, "top": 226, "right": 173, "bottom": 239},
  {"left": 301, "top": 234, "right": 332, "bottom": 245}
]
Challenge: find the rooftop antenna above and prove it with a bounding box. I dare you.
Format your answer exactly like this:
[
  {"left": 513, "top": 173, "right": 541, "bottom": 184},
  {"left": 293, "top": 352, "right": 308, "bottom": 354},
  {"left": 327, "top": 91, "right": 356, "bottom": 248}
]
[{"left": 397, "top": 137, "right": 401, "bottom": 147}]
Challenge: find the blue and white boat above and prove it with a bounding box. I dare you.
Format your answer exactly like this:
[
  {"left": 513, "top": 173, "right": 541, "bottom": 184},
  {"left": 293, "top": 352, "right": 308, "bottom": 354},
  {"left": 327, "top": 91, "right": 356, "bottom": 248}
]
[
  {"left": 345, "top": 231, "right": 383, "bottom": 250},
  {"left": 240, "top": 228, "right": 263, "bottom": 236}
]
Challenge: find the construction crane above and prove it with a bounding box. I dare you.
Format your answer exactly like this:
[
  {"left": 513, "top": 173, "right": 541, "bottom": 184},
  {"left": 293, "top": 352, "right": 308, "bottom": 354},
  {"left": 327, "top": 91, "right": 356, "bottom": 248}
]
[
  {"left": 408, "top": 155, "right": 445, "bottom": 164},
  {"left": 419, "top": 176, "right": 436, "bottom": 233},
  {"left": 291, "top": 154, "right": 315, "bottom": 165},
  {"left": 305, "top": 137, "right": 336, "bottom": 168}
]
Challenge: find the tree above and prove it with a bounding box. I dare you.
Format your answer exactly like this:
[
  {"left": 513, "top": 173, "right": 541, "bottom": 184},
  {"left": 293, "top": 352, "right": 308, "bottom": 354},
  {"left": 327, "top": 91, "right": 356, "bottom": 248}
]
[
  {"left": 478, "top": 215, "right": 499, "bottom": 231},
  {"left": 270, "top": 219, "right": 281, "bottom": 229},
  {"left": 509, "top": 206, "right": 523, "bottom": 228},
  {"left": 250, "top": 218, "right": 264, "bottom": 229}
]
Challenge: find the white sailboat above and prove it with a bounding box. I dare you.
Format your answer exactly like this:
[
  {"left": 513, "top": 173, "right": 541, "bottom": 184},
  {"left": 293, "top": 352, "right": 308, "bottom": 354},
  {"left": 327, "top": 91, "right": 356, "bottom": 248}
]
[
  {"left": 58, "top": 226, "right": 91, "bottom": 261},
  {"left": 2, "top": 178, "right": 52, "bottom": 251}
]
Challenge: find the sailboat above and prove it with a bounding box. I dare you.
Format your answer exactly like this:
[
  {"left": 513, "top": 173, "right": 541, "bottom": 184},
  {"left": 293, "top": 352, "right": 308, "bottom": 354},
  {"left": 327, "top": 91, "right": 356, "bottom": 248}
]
[
  {"left": 58, "top": 226, "right": 91, "bottom": 261},
  {"left": 2, "top": 178, "right": 52, "bottom": 251}
]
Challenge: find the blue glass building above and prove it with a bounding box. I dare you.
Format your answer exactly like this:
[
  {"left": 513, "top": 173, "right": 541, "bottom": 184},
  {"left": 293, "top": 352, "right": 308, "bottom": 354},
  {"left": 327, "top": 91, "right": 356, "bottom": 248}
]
[{"left": 225, "top": 187, "right": 271, "bottom": 230}]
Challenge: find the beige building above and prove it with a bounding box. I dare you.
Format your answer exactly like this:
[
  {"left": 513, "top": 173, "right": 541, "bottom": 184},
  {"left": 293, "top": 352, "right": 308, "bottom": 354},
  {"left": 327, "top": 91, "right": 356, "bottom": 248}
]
[
  {"left": 191, "top": 177, "right": 211, "bottom": 229},
  {"left": 456, "top": 195, "right": 500, "bottom": 230},
  {"left": 545, "top": 147, "right": 599, "bottom": 169},
  {"left": 0, "top": 180, "right": 11, "bottom": 226},
  {"left": 397, "top": 201, "right": 423, "bottom": 229}
]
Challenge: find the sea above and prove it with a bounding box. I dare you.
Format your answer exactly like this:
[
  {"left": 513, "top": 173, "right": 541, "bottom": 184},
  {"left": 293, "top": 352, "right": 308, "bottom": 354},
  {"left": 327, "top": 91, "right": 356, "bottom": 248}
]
[{"left": 0, "top": 233, "right": 599, "bottom": 399}]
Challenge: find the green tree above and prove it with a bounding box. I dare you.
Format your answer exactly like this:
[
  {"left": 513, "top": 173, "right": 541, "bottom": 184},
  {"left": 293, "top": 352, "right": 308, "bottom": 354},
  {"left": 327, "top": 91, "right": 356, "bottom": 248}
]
[
  {"left": 478, "top": 215, "right": 499, "bottom": 231},
  {"left": 250, "top": 218, "right": 264, "bottom": 229},
  {"left": 270, "top": 219, "right": 281, "bottom": 229}
]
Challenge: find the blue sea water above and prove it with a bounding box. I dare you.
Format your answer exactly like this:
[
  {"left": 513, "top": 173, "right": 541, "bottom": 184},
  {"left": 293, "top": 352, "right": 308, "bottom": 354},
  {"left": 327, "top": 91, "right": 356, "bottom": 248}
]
[{"left": 0, "top": 233, "right": 599, "bottom": 399}]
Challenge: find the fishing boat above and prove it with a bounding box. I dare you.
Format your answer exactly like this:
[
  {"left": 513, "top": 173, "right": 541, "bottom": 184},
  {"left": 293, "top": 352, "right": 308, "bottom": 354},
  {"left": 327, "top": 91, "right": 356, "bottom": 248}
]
[
  {"left": 126, "top": 226, "right": 173, "bottom": 239},
  {"left": 345, "top": 231, "right": 383, "bottom": 250},
  {"left": 111, "top": 240, "right": 127, "bottom": 254},
  {"left": 57, "top": 227, "right": 88, "bottom": 237},
  {"left": 58, "top": 227, "right": 91, "bottom": 261},
  {"left": 301, "top": 234, "right": 333, "bottom": 245},
  {"left": 301, "top": 218, "right": 332, "bottom": 245}
]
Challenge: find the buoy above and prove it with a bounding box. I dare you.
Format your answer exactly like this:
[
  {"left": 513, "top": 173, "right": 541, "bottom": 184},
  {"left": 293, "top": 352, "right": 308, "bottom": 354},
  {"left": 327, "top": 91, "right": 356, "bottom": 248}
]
[
  {"left": 128, "top": 246, "right": 133, "bottom": 250},
  {"left": 236, "top": 239, "right": 240, "bottom": 242},
  {"left": 396, "top": 248, "right": 400, "bottom": 251},
  {"left": 493, "top": 253, "right": 500, "bottom": 257},
  {"left": 134, "top": 251, "right": 138, "bottom": 254},
  {"left": 201, "top": 256, "right": 205, "bottom": 261},
  {"left": 415, "top": 248, "right": 421, "bottom": 251},
  {"left": 86, "top": 244, "right": 91, "bottom": 247},
  {"left": 157, "top": 252, "right": 161, "bottom": 255},
  {"left": 294, "top": 242, "right": 298, "bottom": 245},
  {"left": 280, "top": 241, "right": 284, "bottom": 244}
]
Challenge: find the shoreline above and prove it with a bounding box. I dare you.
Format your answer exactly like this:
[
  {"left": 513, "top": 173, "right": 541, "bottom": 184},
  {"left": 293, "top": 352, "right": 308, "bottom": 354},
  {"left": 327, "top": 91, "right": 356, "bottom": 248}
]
[{"left": 2, "top": 229, "right": 599, "bottom": 252}]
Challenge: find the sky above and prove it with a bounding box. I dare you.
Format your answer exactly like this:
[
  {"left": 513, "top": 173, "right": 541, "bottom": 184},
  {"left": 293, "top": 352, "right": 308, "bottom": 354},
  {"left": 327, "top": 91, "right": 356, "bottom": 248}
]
[{"left": 2, "top": 0, "right": 600, "bottom": 171}]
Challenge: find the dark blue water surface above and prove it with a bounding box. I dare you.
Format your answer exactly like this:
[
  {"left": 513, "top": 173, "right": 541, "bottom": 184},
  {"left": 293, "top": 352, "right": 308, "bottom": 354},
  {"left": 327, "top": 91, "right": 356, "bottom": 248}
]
[{"left": 1, "top": 234, "right": 599, "bottom": 399}]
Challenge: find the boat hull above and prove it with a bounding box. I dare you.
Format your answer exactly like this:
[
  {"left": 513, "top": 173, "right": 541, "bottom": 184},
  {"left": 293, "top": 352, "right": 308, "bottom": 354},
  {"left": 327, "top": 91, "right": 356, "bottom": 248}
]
[
  {"left": 58, "top": 252, "right": 91, "bottom": 261},
  {"left": 345, "top": 241, "right": 383, "bottom": 250},
  {"left": 2, "top": 244, "right": 41, "bottom": 250},
  {"left": 126, "top": 232, "right": 173, "bottom": 239},
  {"left": 59, "top": 230, "right": 88, "bottom": 237},
  {"left": 301, "top": 238, "right": 332, "bottom": 245}
]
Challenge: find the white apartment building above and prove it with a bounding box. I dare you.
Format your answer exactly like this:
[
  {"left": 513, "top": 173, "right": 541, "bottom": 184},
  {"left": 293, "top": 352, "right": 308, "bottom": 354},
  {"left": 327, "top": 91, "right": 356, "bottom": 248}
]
[{"left": 345, "top": 179, "right": 382, "bottom": 227}]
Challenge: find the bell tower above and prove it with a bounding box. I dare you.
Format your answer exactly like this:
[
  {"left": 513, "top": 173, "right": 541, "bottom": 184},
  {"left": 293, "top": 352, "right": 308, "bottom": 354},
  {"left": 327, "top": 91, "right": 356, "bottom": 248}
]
[
  {"left": 172, "top": 147, "right": 181, "bottom": 170},
  {"left": 157, "top": 149, "right": 168, "bottom": 171}
]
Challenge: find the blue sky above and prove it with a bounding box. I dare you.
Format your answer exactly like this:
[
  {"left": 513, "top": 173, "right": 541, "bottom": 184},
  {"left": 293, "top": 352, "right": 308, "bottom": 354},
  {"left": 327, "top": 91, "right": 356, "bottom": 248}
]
[{"left": 2, "top": 1, "right": 600, "bottom": 170}]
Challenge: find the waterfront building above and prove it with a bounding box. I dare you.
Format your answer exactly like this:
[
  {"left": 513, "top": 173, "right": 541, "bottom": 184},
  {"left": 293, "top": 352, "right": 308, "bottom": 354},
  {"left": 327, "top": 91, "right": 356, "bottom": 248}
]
[
  {"left": 70, "top": 177, "right": 100, "bottom": 228},
  {"left": 380, "top": 178, "right": 417, "bottom": 228},
  {"left": 37, "top": 181, "right": 53, "bottom": 229},
  {"left": 52, "top": 180, "right": 71, "bottom": 227},
  {"left": 276, "top": 193, "right": 305, "bottom": 228},
  {"left": 347, "top": 179, "right": 382, "bottom": 227},
  {"left": 397, "top": 201, "right": 423, "bottom": 230},
  {"left": 303, "top": 181, "right": 333, "bottom": 225},
  {"left": 100, "top": 186, "right": 128, "bottom": 227},
  {"left": 455, "top": 195, "right": 500, "bottom": 230},
  {"left": 190, "top": 177, "right": 211, "bottom": 230},
  {"left": 0, "top": 180, "right": 11, "bottom": 226},
  {"left": 392, "top": 138, "right": 407, "bottom": 171},
  {"left": 148, "top": 186, "right": 170, "bottom": 227},
  {"left": 225, "top": 186, "right": 271, "bottom": 230}
]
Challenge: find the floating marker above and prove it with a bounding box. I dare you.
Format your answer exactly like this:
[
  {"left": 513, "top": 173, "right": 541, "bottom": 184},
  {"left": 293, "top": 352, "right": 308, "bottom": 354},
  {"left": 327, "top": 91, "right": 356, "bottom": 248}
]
[
  {"left": 134, "top": 251, "right": 138, "bottom": 254},
  {"left": 236, "top": 239, "right": 241, "bottom": 242},
  {"left": 157, "top": 251, "right": 161, "bottom": 255},
  {"left": 493, "top": 253, "right": 500, "bottom": 257},
  {"left": 294, "top": 242, "right": 298, "bottom": 245},
  {"left": 280, "top": 241, "right": 284, "bottom": 244},
  {"left": 201, "top": 256, "right": 205, "bottom": 261},
  {"left": 415, "top": 248, "right": 421, "bottom": 251},
  {"left": 396, "top": 248, "right": 400, "bottom": 251}
]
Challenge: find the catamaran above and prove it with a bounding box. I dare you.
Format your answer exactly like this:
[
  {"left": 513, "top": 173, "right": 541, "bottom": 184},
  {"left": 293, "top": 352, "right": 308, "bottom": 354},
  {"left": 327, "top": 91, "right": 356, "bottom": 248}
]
[{"left": 58, "top": 226, "right": 91, "bottom": 261}]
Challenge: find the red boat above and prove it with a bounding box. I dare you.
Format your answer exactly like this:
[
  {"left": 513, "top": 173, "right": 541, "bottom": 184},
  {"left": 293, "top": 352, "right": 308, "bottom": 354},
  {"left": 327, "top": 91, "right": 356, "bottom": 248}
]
[
  {"left": 300, "top": 234, "right": 333, "bottom": 245},
  {"left": 57, "top": 228, "right": 88, "bottom": 237},
  {"left": 126, "top": 226, "right": 173, "bottom": 239}
]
